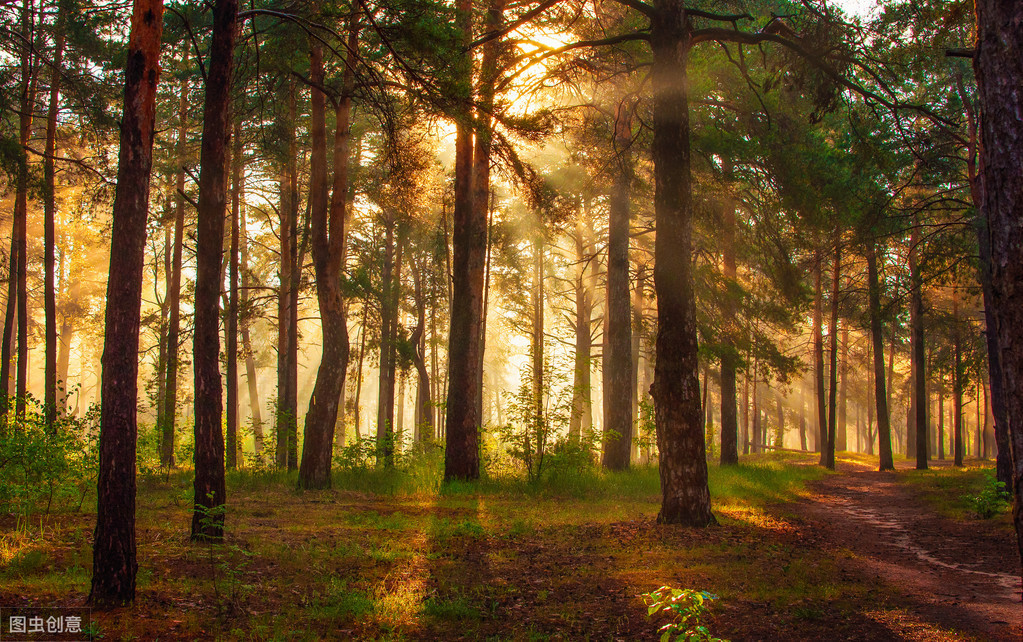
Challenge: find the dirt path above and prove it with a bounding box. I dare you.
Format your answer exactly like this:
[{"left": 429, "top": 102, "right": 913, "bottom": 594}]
[{"left": 784, "top": 461, "right": 1021, "bottom": 640}]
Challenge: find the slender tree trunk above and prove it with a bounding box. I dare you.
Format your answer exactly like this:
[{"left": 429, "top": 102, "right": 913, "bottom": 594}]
[
  {"left": 742, "top": 371, "right": 750, "bottom": 454},
  {"left": 813, "top": 252, "right": 827, "bottom": 460},
  {"left": 159, "top": 74, "right": 188, "bottom": 468},
  {"left": 952, "top": 285, "right": 964, "bottom": 467},
  {"left": 837, "top": 325, "right": 848, "bottom": 452},
  {"left": 799, "top": 388, "right": 807, "bottom": 451},
  {"left": 276, "top": 83, "right": 297, "bottom": 470},
  {"left": 90, "top": 0, "right": 164, "bottom": 606},
  {"left": 43, "top": 6, "right": 67, "bottom": 427},
  {"left": 866, "top": 240, "right": 895, "bottom": 471},
  {"left": 225, "top": 121, "right": 241, "bottom": 470},
  {"left": 353, "top": 302, "right": 369, "bottom": 440},
  {"left": 13, "top": 2, "right": 39, "bottom": 420},
  {"left": 824, "top": 244, "right": 840, "bottom": 470},
  {"left": 239, "top": 157, "right": 263, "bottom": 454},
  {"left": 909, "top": 218, "right": 928, "bottom": 468},
  {"left": 602, "top": 97, "right": 634, "bottom": 471},
  {"left": 719, "top": 159, "right": 739, "bottom": 465},
  {"left": 530, "top": 229, "right": 545, "bottom": 473},
  {"left": 649, "top": 20, "right": 713, "bottom": 526},
  {"left": 569, "top": 212, "right": 593, "bottom": 444},
  {"left": 751, "top": 381, "right": 760, "bottom": 454},
  {"left": 377, "top": 214, "right": 399, "bottom": 464},
  {"left": 191, "top": 0, "right": 237, "bottom": 540},
  {"left": 299, "top": 25, "right": 355, "bottom": 488},
  {"left": 411, "top": 254, "right": 433, "bottom": 441},
  {"left": 938, "top": 378, "right": 945, "bottom": 461}
]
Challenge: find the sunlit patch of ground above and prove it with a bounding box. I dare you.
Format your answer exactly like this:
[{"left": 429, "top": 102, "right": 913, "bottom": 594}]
[{"left": 0, "top": 451, "right": 991, "bottom": 640}]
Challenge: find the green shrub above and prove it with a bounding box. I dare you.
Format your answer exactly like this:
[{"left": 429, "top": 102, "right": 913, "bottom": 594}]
[
  {"left": 0, "top": 396, "right": 99, "bottom": 516},
  {"left": 641, "top": 586, "right": 727, "bottom": 642},
  {"left": 968, "top": 472, "right": 1010, "bottom": 519}
]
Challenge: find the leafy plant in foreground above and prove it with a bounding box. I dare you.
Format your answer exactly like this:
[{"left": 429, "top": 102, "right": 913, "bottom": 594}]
[
  {"left": 968, "top": 472, "right": 1010, "bottom": 519},
  {"left": 641, "top": 585, "right": 727, "bottom": 642}
]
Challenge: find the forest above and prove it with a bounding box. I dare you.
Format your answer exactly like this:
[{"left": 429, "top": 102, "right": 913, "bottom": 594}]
[{"left": 1, "top": 0, "right": 1022, "bottom": 639}]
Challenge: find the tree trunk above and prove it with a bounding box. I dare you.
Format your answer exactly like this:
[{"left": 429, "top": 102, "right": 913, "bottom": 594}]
[
  {"left": 837, "top": 325, "right": 848, "bottom": 452},
  {"left": 191, "top": 0, "right": 236, "bottom": 540},
  {"left": 90, "top": 0, "right": 164, "bottom": 607},
  {"left": 443, "top": 0, "right": 484, "bottom": 481},
  {"left": 649, "top": 18, "right": 713, "bottom": 526},
  {"left": 824, "top": 243, "right": 840, "bottom": 470},
  {"left": 377, "top": 214, "right": 400, "bottom": 465},
  {"left": 43, "top": 6, "right": 67, "bottom": 428},
  {"left": 225, "top": 122, "right": 241, "bottom": 470},
  {"left": 953, "top": 284, "right": 964, "bottom": 467},
  {"left": 813, "top": 252, "right": 827, "bottom": 460},
  {"left": 569, "top": 211, "right": 593, "bottom": 444},
  {"left": 239, "top": 150, "right": 263, "bottom": 454},
  {"left": 530, "top": 230, "right": 545, "bottom": 473},
  {"left": 411, "top": 254, "right": 433, "bottom": 442},
  {"left": 276, "top": 82, "right": 298, "bottom": 470},
  {"left": 602, "top": 97, "right": 634, "bottom": 471},
  {"left": 938, "top": 378, "right": 945, "bottom": 461},
  {"left": 13, "top": 2, "right": 39, "bottom": 420},
  {"left": 299, "top": 25, "right": 355, "bottom": 489},
  {"left": 719, "top": 160, "right": 739, "bottom": 465},
  {"left": 866, "top": 239, "right": 895, "bottom": 471},
  {"left": 159, "top": 74, "right": 188, "bottom": 468},
  {"left": 909, "top": 218, "right": 928, "bottom": 469}
]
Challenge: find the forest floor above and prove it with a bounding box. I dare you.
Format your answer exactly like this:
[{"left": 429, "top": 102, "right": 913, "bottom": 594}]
[{"left": 0, "top": 451, "right": 1018, "bottom": 640}]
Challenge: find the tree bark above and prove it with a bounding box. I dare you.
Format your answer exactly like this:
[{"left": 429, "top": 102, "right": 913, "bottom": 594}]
[
  {"left": 299, "top": 24, "right": 355, "bottom": 489},
  {"left": 90, "top": 0, "right": 164, "bottom": 607},
  {"left": 569, "top": 210, "right": 593, "bottom": 444},
  {"left": 813, "top": 252, "right": 827, "bottom": 460},
  {"left": 191, "top": 0, "right": 236, "bottom": 540},
  {"left": 411, "top": 252, "right": 433, "bottom": 442},
  {"left": 909, "top": 217, "right": 928, "bottom": 469},
  {"left": 824, "top": 243, "right": 840, "bottom": 470},
  {"left": 866, "top": 239, "right": 895, "bottom": 471},
  {"left": 953, "top": 283, "right": 964, "bottom": 467},
  {"left": 649, "top": 10, "right": 713, "bottom": 526},
  {"left": 43, "top": 5, "right": 67, "bottom": 428},
  {"left": 443, "top": 0, "right": 483, "bottom": 481},
  {"left": 602, "top": 97, "right": 634, "bottom": 471},
  {"left": 276, "top": 82, "right": 299, "bottom": 470},
  {"left": 160, "top": 74, "right": 188, "bottom": 468},
  {"left": 13, "top": 1, "right": 39, "bottom": 420},
  {"left": 225, "top": 121, "right": 242, "bottom": 470},
  {"left": 719, "top": 159, "right": 739, "bottom": 465}
]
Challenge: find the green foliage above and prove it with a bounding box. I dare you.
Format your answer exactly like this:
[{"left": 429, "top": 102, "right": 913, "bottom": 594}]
[
  {"left": 641, "top": 586, "right": 727, "bottom": 642},
  {"left": 968, "top": 472, "right": 1010, "bottom": 519},
  {"left": 0, "top": 396, "right": 99, "bottom": 516}
]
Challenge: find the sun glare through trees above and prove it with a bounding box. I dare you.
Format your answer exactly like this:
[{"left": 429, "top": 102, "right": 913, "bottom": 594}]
[{"left": 1, "top": 0, "right": 1022, "bottom": 639}]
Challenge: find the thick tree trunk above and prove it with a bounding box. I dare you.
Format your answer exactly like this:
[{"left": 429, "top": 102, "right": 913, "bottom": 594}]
[
  {"left": 90, "top": 0, "right": 164, "bottom": 607},
  {"left": 473, "top": 0, "right": 502, "bottom": 427},
  {"left": 299, "top": 27, "right": 355, "bottom": 489},
  {"left": 602, "top": 97, "right": 634, "bottom": 471},
  {"left": 443, "top": 0, "right": 483, "bottom": 481},
  {"left": 191, "top": 0, "right": 236, "bottom": 540},
  {"left": 225, "top": 122, "right": 242, "bottom": 470},
  {"left": 866, "top": 240, "right": 895, "bottom": 471},
  {"left": 649, "top": 15, "right": 713, "bottom": 526},
  {"left": 43, "top": 8, "right": 66, "bottom": 427}
]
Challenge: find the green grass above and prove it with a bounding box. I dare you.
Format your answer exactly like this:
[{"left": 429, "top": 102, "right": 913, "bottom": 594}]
[
  {"left": 0, "top": 451, "right": 972, "bottom": 641},
  {"left": 900, "top": 463, "right": 1011, "bottom": 521}
]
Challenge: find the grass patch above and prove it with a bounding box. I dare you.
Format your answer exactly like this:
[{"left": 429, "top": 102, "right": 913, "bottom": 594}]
[
  {"left": 900, "top": 463, "right": 1010, "bottom": 522},
  {"left": 1, "top": 451, "right": 971, "bottom": 640}
]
